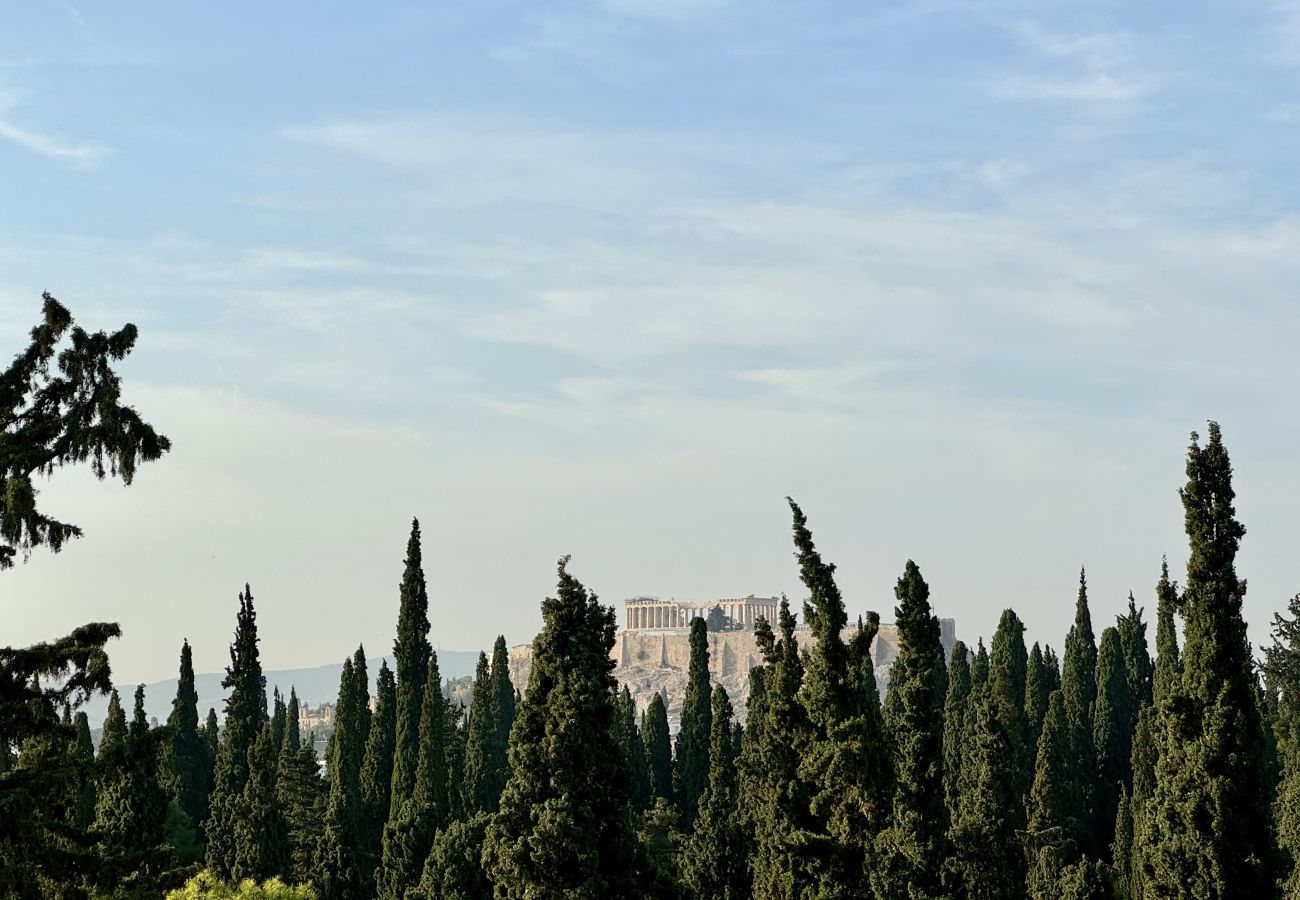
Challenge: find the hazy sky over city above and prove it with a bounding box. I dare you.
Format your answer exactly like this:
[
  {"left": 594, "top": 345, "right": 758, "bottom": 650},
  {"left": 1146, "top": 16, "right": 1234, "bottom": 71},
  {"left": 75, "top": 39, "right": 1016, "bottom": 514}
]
[{"left": 4, "top": 1, "right": 1300, "bottom": 687}]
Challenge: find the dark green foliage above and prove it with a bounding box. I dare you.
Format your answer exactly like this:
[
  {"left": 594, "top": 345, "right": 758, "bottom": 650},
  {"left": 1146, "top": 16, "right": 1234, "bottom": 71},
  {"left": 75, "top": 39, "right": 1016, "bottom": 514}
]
[
  {"left": 1266, "top": 593, "right": 1300, "bottom": 895},
  {"left": 1152, "top": 559, "right": 1181, "bottom": 706},
  {"left": 1025, "top": 691, "right": 1083, "bottom": 899},
  {"left": 232, "top": 724, "right": 289, "bottom": 883},
  {"left": 204, "top": 708, "right": 220, "bottom": 759},
  {"left": 377, "top": 654, "right": 448, "bottom": 899},
  {"left": 1117, "top": 594, "right": 1154, "bottom": 712},
  {"left": 1061, "top": 569, "right": 1099, "bottom": 853},
  {"left": 462, "top": 652, "right": 496, "bottom": 815},
  {"left": 681, "top": 684, "right": 750, "bottom": 900},
  {"left": 989, "top": 608, "right": 1031, "bottom": 810},
  {"left": 1112, "top": 785, "right": 1134, "bottom": 899},
  {"left": 744, "top": 600, "right": 812, "bottom": 899},
  {"left": 942, "top": 640, "right": 971, "bottom": 822},
  {"left": 443, "top": 696, "right": 467, "bottom": 822},
  {"left": 945, "top": 689, "right": 1026, "bottom": 900},
  {"left": 786, "top": 498, "right": 891, "bottom": 898},
  {"left": 101, "top": 688, "right": 127, "bottom": 756},
  {"left": 674, "top": 616, "right": 712, "bottom": 831},
  {"left": 873, "top": 560, "right": 947, "bottom": 900},
  {"left": 315, "top": 653, "right": 369, "bottom": 899},
  {"left": 1093, "top": 626, "right": 1134, "bottom": 848},
  {"left": 359, "top": 660, "right": 396, "bottom": 865},
  {"left": 207, "top": 584, "right": 269, "bottom": 879},
  {"left": 390, "top": 518, "right": 431, "bottom": 812},
  {"left": 1056, "top": 857, "right": 1113, "bottom": 900},
  {"left": 275, "top": 698, "right": 325, "bottom": 887},
  {"left": 93, "top": 685, "right": 170, "bottom": 886},
  {"left": 614, "top": 686, "right": 650, "bottom": 812},
  {"left": 164, "top": 640, "right": 215, "bottom": 846},
  {"left": 1144, "top": 424, "right": 1279, "bottom": 898},
  {"left": 488, "top": 635, "right": 516, "bottom": 804},
  {"left": 481, "top": 556, "right": 641, "bottom": 897},
  {"left": 971, "top": 638, "right": 989, "bottom": 688},
  {"left": 1026, "top": 642, "right": 1052, "bottom": 775},
  {"left": 71, "top": 710, "right": 96, "bottom": 830},
  {"left": 414, "top": 812, "right": 493, "bottom": 900},
  {"left": 269, "top": 689, "right": 286, "bottom": 758},
  {"left": 638, "top": 796, "right": 684, "bottom": 896},
  {"left": 0, "top": 294, "right": 170, "bottom": 569},
  {"left": 643, "top": 692, "right": 674, "bottom": 805}
]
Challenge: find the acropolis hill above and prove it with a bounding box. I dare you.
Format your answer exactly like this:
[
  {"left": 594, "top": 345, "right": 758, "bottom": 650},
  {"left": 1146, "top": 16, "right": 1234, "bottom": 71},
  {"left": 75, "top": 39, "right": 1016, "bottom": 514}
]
[{"left": 508, "top": 594, "right": 957, "bottom": 728}]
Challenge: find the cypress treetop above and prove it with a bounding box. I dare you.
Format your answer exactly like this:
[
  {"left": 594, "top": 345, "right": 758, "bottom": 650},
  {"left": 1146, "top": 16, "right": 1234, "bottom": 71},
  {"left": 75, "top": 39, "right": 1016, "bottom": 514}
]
[
  {"left": 674, "top": 616, "right": 712, "bottom": 831},
  {"left": 391, "top": 518, "right": 431, "bottom": 808}
]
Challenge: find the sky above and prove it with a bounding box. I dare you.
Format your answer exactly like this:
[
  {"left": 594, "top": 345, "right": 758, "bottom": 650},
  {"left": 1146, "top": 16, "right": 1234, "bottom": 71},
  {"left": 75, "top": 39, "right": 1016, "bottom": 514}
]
[{"left": 4, "top": 1, "right": 1300, "bottom": 687}]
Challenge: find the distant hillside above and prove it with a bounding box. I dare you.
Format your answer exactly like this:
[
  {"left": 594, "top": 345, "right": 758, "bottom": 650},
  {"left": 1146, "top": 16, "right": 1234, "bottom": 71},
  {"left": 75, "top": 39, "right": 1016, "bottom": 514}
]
[{"left": 80, "top": 650, "right": 482, "bottom": 730}]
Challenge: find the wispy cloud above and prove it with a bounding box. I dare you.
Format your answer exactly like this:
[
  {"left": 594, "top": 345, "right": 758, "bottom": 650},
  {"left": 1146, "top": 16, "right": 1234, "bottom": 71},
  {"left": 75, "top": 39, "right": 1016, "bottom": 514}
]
[
  {"left": 0, "top": 91, "right": 108, "bottom": 165},
  {"left": 993, "top": 21, "right": 1155, "bottom": 103}
]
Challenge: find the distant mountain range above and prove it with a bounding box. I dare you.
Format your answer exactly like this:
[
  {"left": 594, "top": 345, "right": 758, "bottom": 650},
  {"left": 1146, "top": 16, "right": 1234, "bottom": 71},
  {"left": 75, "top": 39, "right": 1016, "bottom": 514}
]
[{"left": 80, "top": 650, "right": 483, "bottom": 730}]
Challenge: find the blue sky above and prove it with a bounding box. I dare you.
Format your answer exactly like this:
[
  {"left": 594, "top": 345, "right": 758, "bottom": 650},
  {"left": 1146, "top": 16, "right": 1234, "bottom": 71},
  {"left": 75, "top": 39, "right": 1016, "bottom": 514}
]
[{"left": 4, "top": 1, "right": 1300, "bottom": 686}]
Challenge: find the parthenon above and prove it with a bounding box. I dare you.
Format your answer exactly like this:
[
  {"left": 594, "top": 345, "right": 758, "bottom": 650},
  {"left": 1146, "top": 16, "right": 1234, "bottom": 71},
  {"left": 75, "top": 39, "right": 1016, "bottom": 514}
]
[{"left": 623, "top": 594, "right": 780, "bottom": 631}]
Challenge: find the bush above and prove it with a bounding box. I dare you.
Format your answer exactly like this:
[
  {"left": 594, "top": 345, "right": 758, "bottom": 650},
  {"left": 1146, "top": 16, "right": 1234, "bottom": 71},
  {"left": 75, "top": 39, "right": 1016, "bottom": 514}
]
[{"left": 164, "top": 870, "right": 316, "bottom": 899}]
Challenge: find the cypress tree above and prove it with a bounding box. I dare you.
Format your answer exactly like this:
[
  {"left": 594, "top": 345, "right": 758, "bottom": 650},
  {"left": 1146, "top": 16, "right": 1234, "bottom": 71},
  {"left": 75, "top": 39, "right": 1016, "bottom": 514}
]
[
  {"left": 71, "top": 711, "right": 96, "bottom": 831},
  {"left": 203, "top": 708, "right": 220, "bottom": 760},
  {"left": 1266, "top": 593, "right": 1300, "bottom": 895},
  {"left": 614, "top": 685, "right": 650, "bottom": 812},
  {"left": 360, "top": 660, "right": 397, "bottom": 867},
  {"left": 675, "top": 616, "right": 712, "bottom": 831},
  {"left": 391, "top": 518, "right": 431, "bottom": 812},
  {"left": 415, "top": 812, "right": 493, "bottom": 900},
  {"left": 1025, "top": 690, "right": 1083, "bottom": 900},
  {"left": 488, "top": 634, "right": 516, "bottom": 805},
  {"left": 444, "top": 692, "right": 468, "bottom": 823},
  {"left": 352, "top": 645, "right": 371, "bottom": 758},
  {"left": 1061, "top": 569, "right": 1099, "bottom": 852},
  {"left": 316, "top": 655, "right": 369, "bottom": 899},
  {"left": 1112, "top": 785, "right": 1134, "bottom": 898},
  {"left": 164, "top": 639, "right": 213, "bottom": 844},
  {"left": 1117, "top": 594, "right": 1154, "bottom": 711},
  {"left": 788, "top": 498, "right": 891, "bottom": 897},
  {"left": 232, "top": 723, "right": 289, "bottom": 882},
  {"left": 989, "top": 608, "right": 1031, "bottom": 808},
  {"left": 747, "top": 598, "right": 814, "bottom": 900},
  {"left": 462, "top": 651, "right": 496, "bottom": 815},
  {"left": 93, "top": 685, "right": 169, "bottom": 886},
  {"left": 269, "top": 687, "right": 286, "bottom": 757},
  {"left": 642, "top": 692, "right": 673, "bottom": 805},
  {"left": 971, "top": 639, "right": 989, "bottom": 688},
  {"left": 377, "top": 653, "right": 447, "bottom": 899},
  {"left": 1026, "top": 642, "right": 1052, "bottom": 775},
  {"left": 206, "top": 584, "right": 269, "bottom": 878},
  {"left": 873, "top": 559, "right": 947, "bottom": 900},
  {"left": 680, "top": 684, "right": 750, "bottom": 900},
  {"left": 481, "top": 556, "right": 640, "bottom": 897},
  {"left": 277, "top": 692, "right": 325, "bottom": 886},
  {"left": 100, "top": 689, "right": 126, "bottom": 756},
  {"left": 945, "top": 688, "right": 1026, "bottom": 899},
  {"left": 1093, "top": 626, "right": 1134, "bottom": 849},
  {"left": 942, "top": 640, "right": 971, "bottom": 822},
  {"left": 1145, "top": 423, "right": 1279, "bottom": 898},
  {"left": 1153, "top": 557, "right": 1181, "bottom": 706}
]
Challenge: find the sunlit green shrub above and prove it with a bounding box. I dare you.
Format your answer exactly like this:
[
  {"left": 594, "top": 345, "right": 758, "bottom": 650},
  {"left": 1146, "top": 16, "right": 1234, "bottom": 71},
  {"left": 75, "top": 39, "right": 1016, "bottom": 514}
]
[{"left": 164, "top": 870, "right": 316, "bottom": 899}]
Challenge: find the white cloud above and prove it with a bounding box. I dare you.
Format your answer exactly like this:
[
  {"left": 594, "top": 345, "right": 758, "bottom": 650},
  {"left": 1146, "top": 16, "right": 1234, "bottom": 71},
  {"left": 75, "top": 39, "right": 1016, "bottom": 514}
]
[{"left": 0, "top": 90, "right": 108, "bottom": 165}]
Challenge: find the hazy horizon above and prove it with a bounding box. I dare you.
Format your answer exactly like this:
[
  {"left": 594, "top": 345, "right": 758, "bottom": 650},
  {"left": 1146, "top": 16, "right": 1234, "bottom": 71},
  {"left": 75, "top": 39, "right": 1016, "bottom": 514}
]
[{"left": 6, "top": 2, "right": 1300, "bottom": 687}]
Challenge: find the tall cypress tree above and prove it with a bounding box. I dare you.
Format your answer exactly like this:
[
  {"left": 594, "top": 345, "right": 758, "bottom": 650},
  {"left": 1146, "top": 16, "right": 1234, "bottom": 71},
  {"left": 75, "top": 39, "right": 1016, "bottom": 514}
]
[
  {"left": 277, "top": 690, "right": 325, "bottom": 886},
  {"left": 1144, "top": 423, "right": 1279, "bottom": 898},
  {"left": 100, "top": 689, "right": 126, "bottom": 756},
  {"left": 360, "top": 659, "right": 397, "bottom": 870},
  {"left": 1061, "top": 569, "right": 1099, "bottom": 853},
  {"left": 269, "top": 688, "right": 286, "bottom": 756},
  {"left": 462, "top": 651, "right": 497, "bottom": 815},
  {"left": 788, "top": 498, "right": 891, "bottom": 897},
  {"left": 942, "top": 640, "right": 971, "bottom": 822},
  {"left": 1093, "top": 626, "right": 1134, "bottom": 849},
  {"left": 164, "top": 639, "right": 213, "bottom": 844},
  {"left": 71, "top": 711, "right": 96, "bottom": 831},
  {"left": 377, "top": 653, "right": 447, "bottom": 899},
  {"left": 971, "top": 639, "right": 990, "bottom": 688},
  {"left": 1026, "top": 642, "right": 1052, "bottom": 775},
  {"left": 206, "top": 584, "right": 268, "bottom": 878},
  {"left": 675, "top": 616, "right": 712, "bottom": 831},
  {"left": 1025, "top": 690, "right": 1083, "bottom": 900},
  {"left": 614, "top": 685, "right": 650, "bottom": 812},
  {"left": 989, "top": 608, "right": 1031, "bottom": 809},
  {"left": 481, "top": 556, "right": 640, "bottom": 897},
  {"left": 232, "top": 722, "right": 289, "bottom": 882},
  {"left": 1153, "top": 557, "right": 1181, "bottom": 706},
  {"left": 945, "top": 688, "right": 1026, "bottom": 899},
  {"left": 873, "top": 560, "right": 948, "bottom": 900},
  {"left": 680, "top": 684, "right": 750, "bottom": 900},
  {"left": 1117, "top": 594, "right": 1154, "bottom": 712},
  {"left": 203, "top": 708, "right": 220, "bottom": 762},
  {"left": 642, "top": 692, "right": 673, "bottom": 805},
  {"left": 92, "top": 685, "right": 169, "bottom": 887},
  {"left": 1265, "top": 592, "right": 1300, "bottom": 895},
  {"left": 316, "top": 654, "right": 368, "bottom": 899},
  {"left": 390, "top": 518, "right": 431, "bottom": 813},
  {"left": 488, "top": 634, "right": 516, "bottom": 805}
]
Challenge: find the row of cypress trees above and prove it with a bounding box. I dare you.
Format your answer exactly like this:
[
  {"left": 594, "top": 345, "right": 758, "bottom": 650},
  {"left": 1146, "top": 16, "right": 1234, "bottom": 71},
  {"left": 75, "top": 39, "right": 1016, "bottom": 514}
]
[{"left": 59, "top": 422, "right": 1300, "bottom": 897}]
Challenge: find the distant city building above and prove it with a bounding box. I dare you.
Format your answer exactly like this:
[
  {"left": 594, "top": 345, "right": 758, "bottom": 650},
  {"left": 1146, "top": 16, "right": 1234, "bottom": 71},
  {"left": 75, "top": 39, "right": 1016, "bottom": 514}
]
[
  {"left": 299, "top": 702, "right": 336, "bottom": 731},
  {"left": 623, "top": 595, "right": 781, "bottom": 631}
]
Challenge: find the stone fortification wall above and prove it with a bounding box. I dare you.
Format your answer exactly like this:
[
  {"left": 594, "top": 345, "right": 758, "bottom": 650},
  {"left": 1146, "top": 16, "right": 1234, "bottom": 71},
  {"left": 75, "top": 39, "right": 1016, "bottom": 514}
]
[{"left": 507, "top": 619, "right": 955, "bottom": 728}]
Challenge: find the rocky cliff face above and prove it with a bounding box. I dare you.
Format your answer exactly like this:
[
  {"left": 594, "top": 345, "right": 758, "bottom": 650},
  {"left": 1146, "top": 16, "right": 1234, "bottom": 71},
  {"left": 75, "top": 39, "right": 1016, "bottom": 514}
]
[{"left": 507, "top": 619, "right": 955, "bottom": 728}]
